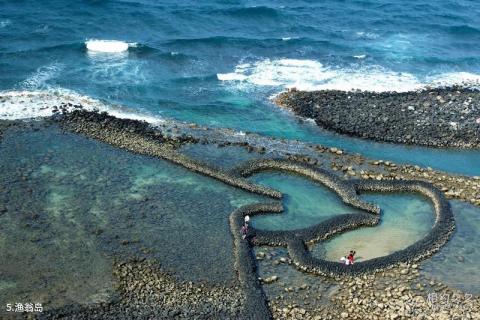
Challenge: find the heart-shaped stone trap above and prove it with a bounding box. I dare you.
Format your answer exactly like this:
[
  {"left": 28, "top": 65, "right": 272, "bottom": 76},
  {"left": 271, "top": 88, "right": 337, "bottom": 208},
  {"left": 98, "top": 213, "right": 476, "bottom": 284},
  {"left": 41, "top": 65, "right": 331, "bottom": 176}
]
[{"left": 229, "top": 159, "right": 455, "bottom": 318}]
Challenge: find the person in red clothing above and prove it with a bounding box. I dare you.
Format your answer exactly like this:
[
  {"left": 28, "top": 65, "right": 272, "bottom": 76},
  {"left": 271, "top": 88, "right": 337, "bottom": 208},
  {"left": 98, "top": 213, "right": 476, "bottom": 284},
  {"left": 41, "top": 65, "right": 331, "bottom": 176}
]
[
  {"left": 347, "top": 250, "right": 356, "bottom": 265},
  {"left": 340, "top": 250, "right": 356, "bottom": 265}
]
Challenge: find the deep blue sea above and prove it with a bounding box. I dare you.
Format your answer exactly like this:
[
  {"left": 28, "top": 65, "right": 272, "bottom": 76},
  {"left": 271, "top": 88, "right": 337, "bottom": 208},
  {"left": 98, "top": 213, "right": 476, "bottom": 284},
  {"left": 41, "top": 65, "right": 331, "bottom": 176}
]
[{"left": 1, "top": 0, "right": 480, "bottom": 175}]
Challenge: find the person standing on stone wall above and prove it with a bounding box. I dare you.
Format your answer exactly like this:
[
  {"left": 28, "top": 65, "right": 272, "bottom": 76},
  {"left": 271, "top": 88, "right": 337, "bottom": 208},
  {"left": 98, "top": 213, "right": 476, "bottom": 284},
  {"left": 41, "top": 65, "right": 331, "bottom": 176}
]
[{"left": 241, "top": 215, "right": 250, "bottom": 240}]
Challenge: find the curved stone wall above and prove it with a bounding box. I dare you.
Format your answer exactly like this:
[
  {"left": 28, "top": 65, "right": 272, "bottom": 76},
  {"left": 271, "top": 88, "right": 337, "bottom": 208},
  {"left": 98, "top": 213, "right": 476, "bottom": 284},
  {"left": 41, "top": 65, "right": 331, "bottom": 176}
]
[
  {"left": 59, "top": 111, "right": 282, "bottom": 199},
  {"left": 229, "top": 203, "right": 283, "bottom": 319},
  {"left": 233, "top": 158, "right": 379, "bottom": 214},
  {"left": 231, "top": 159, "right": 455, "bottom": 279},
  {"left": 225, "top": 158, "right": 455, "bottom": 318}
]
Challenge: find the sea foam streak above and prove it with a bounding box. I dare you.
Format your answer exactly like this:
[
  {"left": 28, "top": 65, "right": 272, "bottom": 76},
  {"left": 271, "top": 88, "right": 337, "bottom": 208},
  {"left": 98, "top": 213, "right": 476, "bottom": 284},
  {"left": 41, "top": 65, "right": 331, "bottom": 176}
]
[
  {"left": 218, "top": 59, "right": 336, "bottom": 88},
  {"left": 20, "top": 63, "right": 64, "bottom": 90},
  {"left": 0, "top": 89, "right": 164, "bottom": 124},
  {"left": 85, "top": 40, "right": 133, "bottom": 53},
  {"left": 218, "top": 58, "right": 480, "bottom": 92},
  {"left": 353, "top": 54, "right": 367, "bottom": 59},
  {"left": 217, "top": 73, "right": 248, "bottom": 81}
]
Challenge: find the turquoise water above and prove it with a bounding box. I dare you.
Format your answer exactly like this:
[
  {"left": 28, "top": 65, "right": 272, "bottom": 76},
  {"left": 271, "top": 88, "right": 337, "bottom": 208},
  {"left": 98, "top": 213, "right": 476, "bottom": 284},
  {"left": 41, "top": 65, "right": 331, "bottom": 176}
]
[
  {"left": 1, "top": 1, "right": 480, "bottom": 308},
  {"left": 248, "top": 173, "right": 435, "bottom": 251},
  {"left": 0, "top": 125, "right": 263, "bottom": 310},
  {"left": 246, "top": 171, "right": 479, "bottom": 294},
  {"left": 314, "top": 193, "right": 435, "bottom": 261},
  {"left": 250, "top": 172, "right": 363, "bottom": 231},
  {"left": 1, "top": 1, "right": 480, "bottom": 175},
  {"left": 0, "top": 122, "right": 478, "bottom": 310},
  {"left": 422, "top": 200, "right": 480, "bottom": 295}
]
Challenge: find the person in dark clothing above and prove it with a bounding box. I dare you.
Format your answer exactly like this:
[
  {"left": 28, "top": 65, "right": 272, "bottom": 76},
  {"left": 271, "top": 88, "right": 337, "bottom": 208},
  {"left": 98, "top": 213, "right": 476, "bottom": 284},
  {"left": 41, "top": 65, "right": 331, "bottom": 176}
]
[
  {"left": 241, "top": 215, "right": 250, "bottom": 239},
  {"left": 241, "top": 223, "right": 249, "bottom": 239}
]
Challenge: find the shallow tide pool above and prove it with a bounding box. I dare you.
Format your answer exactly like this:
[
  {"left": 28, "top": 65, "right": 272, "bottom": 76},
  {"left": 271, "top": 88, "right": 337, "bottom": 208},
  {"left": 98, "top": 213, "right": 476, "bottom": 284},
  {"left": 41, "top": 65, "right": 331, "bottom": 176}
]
[
  {"left": 0, "top": 124, "right": 264, "bottom": 310},
  {"left": 249, "top": 172, "right": 363, "bottom": 231},
  {"left": 245, "top": 171, "right": 480, "bottom": 294},
  {"left": 312, "top": 193, "right": 435, "bottom": 261},
  {"left": 422, "top": 200, "right": 480, "bottom": 295}
]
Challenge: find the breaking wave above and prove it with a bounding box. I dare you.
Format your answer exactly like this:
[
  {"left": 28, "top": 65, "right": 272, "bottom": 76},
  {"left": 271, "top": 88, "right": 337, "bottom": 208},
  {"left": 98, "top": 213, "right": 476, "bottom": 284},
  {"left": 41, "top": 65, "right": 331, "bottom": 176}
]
[
  {"left": 85, "top": 40, "right": 136, "bottom": 53},
  {"left": 0, "top": 89, "right": 164, "bottom": 124},
  {"left": 19, "top": 63, "right": 64, "bottom": 90},
  {"left": 217, "top": 58, "right": 480, "bottom": 92}
]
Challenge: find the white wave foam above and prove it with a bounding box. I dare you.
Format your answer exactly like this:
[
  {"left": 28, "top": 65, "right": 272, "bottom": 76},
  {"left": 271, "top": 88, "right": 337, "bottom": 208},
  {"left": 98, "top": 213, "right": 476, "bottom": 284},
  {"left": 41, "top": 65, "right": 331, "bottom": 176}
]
[
  {"left": 0, "top": 89, "right": 165, "bottom": 124},
  {"left": 217, "top": 73, "right": 248, "bottom": 81},
  {"left": 281, "top": 36, "right": 300, "bottom": 41},
  {"left": 85, "top": 40, "right": 134, "bottom": 53},
  {"left": 318, "top": 66, "right": 422, "bottom": 92},
  {"left": 355, "top": 31, "right": 379, "bottom": 39},
  {"left": 353, "top": 54, "right": 367, "bottom": 59},
  {"left": 218, "top": 58, "right": 480, "bottom": 92},
  {"left": 20, "top": 63, "right": 64, "bottom": 90},
  {"left": 427, "top": 72, "right": 480, "bottom": 88},
  {"left": 219, "top": 59, "right": 336, "bottom": 89}
]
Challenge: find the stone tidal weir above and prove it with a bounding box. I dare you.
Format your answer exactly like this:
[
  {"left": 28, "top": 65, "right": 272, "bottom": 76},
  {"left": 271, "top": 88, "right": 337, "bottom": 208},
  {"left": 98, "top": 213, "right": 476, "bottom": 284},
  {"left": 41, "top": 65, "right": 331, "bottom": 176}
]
[
  {"left": 27, "top": 110, "right": 457, "bottom": 319},
  {"left": 0, "top": 110, "right": 478, "bottom": 319}
]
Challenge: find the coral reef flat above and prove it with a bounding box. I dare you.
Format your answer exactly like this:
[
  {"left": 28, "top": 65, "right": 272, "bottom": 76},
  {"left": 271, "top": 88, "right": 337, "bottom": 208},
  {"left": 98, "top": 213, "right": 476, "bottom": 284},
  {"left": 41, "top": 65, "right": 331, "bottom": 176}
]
[{"left": 0, "top": 113, "right": 478, "bottom": 319}]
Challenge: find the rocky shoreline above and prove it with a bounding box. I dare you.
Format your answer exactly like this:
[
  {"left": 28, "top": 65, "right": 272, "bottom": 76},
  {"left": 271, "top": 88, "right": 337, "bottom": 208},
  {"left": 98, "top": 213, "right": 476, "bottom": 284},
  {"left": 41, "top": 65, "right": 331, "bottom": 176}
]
[
  {"left": 275, "top": 87, "right": 480, "bottom": 148},
  {"left": 281, "top": 148, "right": 480, "bottom": 207},
  {"left": 267, "top": 260, "right": 480, "bottom": 320},
  {"left": 58, "top": 110, "right": 281, "bottom": 199},
  {"left": 38, "top": 259, "right": 247, "bottom": 320},
  {"left": 0, "top": 112, "right": 478, "bottom": 319}
]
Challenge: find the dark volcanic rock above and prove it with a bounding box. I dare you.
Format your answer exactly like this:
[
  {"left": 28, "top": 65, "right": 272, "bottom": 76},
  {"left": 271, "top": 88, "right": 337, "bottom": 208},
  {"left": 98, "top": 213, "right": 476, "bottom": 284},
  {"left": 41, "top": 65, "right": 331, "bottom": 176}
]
[
  {"left": 0, "top": 119, "right": 31, "bottom": 144},
  {"left": 0, "top": 120, "right": 12, "bottom": 143},
  {"left": 275, "top": 87, "right": 480, "bottom": 148},
  {"left": 58, "top": 110, "right": 200, "bottom": 146},
  {"left": 38, "top": 260, "right": 246, "bottom": 320}
]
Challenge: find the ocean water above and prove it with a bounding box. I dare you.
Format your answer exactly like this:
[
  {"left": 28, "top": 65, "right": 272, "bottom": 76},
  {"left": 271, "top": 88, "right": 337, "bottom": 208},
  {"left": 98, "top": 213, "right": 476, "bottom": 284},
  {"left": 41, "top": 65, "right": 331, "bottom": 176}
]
[{"left": 1, "top": 1, "right": 480, "bottom": 175}]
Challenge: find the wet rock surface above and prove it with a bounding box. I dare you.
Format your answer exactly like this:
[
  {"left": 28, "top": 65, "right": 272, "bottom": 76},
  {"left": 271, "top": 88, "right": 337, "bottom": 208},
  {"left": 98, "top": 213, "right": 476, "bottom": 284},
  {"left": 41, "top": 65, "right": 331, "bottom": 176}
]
[
  {"left": 268, "top": 262, "right": 480, "bottom": 320},
  {"left": 1, "top": 114, "right": 479, "bottom": 319},
  {"left": 0, "top": 120, "right": 8, "bottom": 142},
  {"left": 57, "top": 110, "right": 281, "bottom": 199},
  {"left": 283, "top": 147, "right": 480, "bottom": 207},
  {"left": 38, "top": 259, "right": 246, "bottom": 320},
  {"left": 0, "top": 119, "right": 42, "bottom": 143},
  {"left": 275, "top": 87, "right": 480, "bottom": 148}
]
